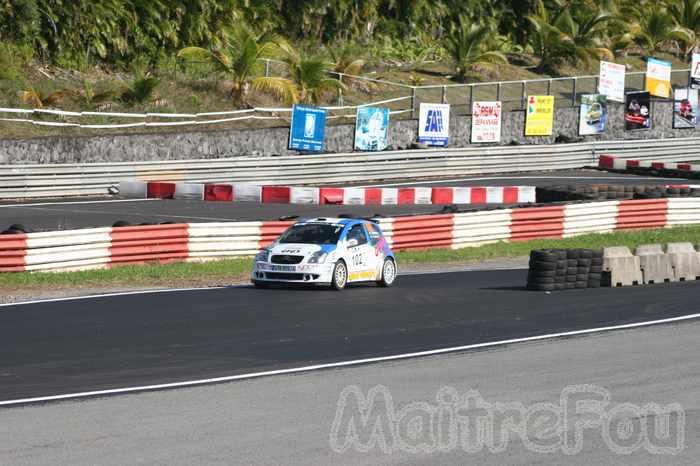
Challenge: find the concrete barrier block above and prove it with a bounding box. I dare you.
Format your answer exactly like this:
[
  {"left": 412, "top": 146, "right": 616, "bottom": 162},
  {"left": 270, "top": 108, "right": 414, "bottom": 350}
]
[
  {"left": 603, "top": 246, "right": 642, "bottom": 287},
  {"left": 635, "top": 244, "right": 674, "bottom": 284},
  {"left": 667, "top": 242, "right": 700, "bottom": 281},
  {"left": 174, "top": 183, "right": 205, "bottom": 200},
  {"left": 234, "top": 184, "right": 262, "bottom": 202},
  {"left": 118, "top": 180, "right": 148, "bottom": 198}
]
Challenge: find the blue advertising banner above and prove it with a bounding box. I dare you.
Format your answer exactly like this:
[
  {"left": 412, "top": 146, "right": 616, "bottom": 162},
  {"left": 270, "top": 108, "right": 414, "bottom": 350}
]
[
  {"left": 418, "top": 103, "right": 450, "bottom": 146},
  {"left": 354, "top": 106, "right": 389, "bottom": 151},
  {"left": 289, "top": 105, "right": 327, "bottom": 152}
]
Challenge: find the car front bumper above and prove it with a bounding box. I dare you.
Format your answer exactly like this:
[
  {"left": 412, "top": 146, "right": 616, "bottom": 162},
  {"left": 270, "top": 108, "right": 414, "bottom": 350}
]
[{"left": 251, "top": 261, "right": 335, "bottom": 284}]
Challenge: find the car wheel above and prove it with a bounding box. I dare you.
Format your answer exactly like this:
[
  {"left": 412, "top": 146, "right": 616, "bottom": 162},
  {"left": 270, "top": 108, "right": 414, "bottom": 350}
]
[
  {"left": 378, "top": 258, "right": 397, "bottom": 287},
  {"left": 331, "top": 260, "right": 348, "bottom": 290},
  {"left": 252, "top": 280, "right": 269, "bottom": 289}
]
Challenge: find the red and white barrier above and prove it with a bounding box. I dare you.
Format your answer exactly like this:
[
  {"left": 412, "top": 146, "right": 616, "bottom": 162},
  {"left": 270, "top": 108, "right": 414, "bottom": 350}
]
[
  {"left": 4, "top": 198, "right": 700, "bottom": 272},
  {"left": 121, "top": 181, "right": 536, "bottom": 205},
  {"left": 377, "top": 198, "right": 698, "bottom": 251},
  {"left": 598, "top": 154, "right": 700, "bottom": 172}
]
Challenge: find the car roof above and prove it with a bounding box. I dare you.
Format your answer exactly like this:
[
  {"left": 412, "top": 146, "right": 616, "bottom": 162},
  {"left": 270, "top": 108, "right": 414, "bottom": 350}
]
[{"left": 293, "top": 217, "right": 370, "bottom": 227}]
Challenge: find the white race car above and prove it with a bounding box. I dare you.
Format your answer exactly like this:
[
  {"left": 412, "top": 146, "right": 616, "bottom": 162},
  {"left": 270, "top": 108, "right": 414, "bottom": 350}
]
[{"left": 251, "top": 217, "right": 397, "bottom": 290}]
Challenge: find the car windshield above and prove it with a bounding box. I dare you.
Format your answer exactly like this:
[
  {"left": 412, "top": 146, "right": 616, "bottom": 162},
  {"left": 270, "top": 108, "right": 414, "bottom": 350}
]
[{"left": 278, "top": 224, "right": 343, "bottom": 245}]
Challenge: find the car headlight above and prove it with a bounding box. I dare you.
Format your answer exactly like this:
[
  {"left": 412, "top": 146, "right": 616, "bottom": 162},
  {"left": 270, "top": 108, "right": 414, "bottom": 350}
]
[
  {"left": 307, "top": 251, "right": 328, "bottom": 264},
  {"left": 255, "top": 249, "right": 270, "bottom": 262}
]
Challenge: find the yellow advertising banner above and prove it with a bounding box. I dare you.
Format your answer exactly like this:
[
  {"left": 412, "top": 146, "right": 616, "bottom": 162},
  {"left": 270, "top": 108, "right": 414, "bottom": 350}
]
[
  {"left": 645, "top": 58, "right": 672, "bottom": 98},
  {"left": 525, "top": 95, "right": 554, "bottom": 136}
]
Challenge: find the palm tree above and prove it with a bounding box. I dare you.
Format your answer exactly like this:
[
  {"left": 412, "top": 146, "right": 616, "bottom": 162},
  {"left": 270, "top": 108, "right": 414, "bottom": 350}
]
[
  {"left": 443, "top": 17, "right": 508, "bottom": 81},
  {"left": 177, "top": 26, "right": 294, "bottom": 107},
  {"left": 119, "top": 74, "right": 160, "bottom": 106},
  {"left": 632, "top": 7, "right": 693, "bottom": 55},
  {"left": 277, "top": 42, "right": 345, "bottom": 104},
  {"left": 666, "top": 0, "right": 700, "bottom": 56},
  {"left": 528, "top": 0, "right": 613, "bottom": 74},
  {"left": 328, "top": 42, "right": 365, "bottom": 77}
]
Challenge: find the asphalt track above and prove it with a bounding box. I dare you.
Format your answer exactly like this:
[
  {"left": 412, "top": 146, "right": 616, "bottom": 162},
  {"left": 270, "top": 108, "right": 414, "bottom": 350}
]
[
  {"left": 2, "top": 321, "right": 697, "bottom": 465},
  {"left": 0, "top": 169, "right": 687, "bottom": 231},
  {"left": 2, "top": 268, "right": 700, "bottom": 403}
]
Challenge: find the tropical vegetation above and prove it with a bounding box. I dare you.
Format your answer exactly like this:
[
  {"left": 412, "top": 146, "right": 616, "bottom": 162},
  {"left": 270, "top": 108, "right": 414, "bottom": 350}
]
[{"left": 1, "top": 0, "right": 699, "bottom": 115}]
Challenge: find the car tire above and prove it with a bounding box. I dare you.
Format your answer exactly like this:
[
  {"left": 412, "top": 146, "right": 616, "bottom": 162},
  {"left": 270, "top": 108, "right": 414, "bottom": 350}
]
[
  {"left": 378, "top": 258, "right": 397, "bottom": 287},
  {"left": 252, "top": 280, "right": 269, "bottom": 289},
  {"left": 331, "top": 260, "right": 348, "bottom": 290}
]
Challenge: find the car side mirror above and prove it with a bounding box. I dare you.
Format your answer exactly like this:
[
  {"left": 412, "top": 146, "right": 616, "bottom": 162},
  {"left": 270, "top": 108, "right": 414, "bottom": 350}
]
[{"left": 347, "top": 238, "right": 358, "bottom": 247}]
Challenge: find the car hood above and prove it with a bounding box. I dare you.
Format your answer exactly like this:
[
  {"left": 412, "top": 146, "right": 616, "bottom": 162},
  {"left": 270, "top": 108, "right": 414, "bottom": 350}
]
[{"left": 268, "top": 243, "right": 337, "bottom": 256}]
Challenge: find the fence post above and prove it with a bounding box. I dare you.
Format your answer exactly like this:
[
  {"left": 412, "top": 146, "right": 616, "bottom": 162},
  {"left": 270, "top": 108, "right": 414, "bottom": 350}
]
[
  {"left": 594, "top": 76, "right": 599, "bottom": 94},
  {"left": 469, "top": 85, "right": 474, "bottom": 110},
  {"left": 496, "top": 83, "right": 501, "bottom": 102},
  {"left": 546, "top": 79, "right": 552, "bottom": 96},
  {"left": 521, "top": 81, "right": 526, "bottom": 110},
  {"left": 264, "top": 59, "right": 270, "bottom": 77},
  {"left": 441, "top": 85, "right": 447, "bottom": 104},
  {"left": 337, "top": 73, "right": 344, "bottom": 106},
  {"left": 411, "top": 87, "right": 417, "bottom": 119},
  {"left": 571, "top": 77, "right": 577, "bottom": 106}
]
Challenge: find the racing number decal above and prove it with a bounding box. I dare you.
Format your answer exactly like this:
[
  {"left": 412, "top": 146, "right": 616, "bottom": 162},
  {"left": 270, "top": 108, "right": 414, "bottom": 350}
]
[{"left": 351, "top": 253, "right": 364, "bottom": 267}]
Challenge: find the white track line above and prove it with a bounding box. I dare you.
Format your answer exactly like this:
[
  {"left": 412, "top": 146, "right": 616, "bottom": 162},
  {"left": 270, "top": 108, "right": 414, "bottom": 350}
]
[
  {"left": 2, "top": 312, "right": 699, "bottom": 407},
  {"left": 0, "top": 199, "right": 158, "bottom": 208},
  {"left": 0, "top": 286, "right": 228, "bottom": 308}
]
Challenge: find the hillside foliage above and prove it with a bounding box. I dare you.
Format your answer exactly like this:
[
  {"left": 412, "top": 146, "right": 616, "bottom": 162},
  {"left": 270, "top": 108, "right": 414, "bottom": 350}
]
[{"left": 0, "top": 0, "right": 699, "bottom": 115}]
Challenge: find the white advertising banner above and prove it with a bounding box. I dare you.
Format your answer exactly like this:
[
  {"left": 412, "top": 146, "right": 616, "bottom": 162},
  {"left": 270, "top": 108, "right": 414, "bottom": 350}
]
[
  {"left": 691, "top": 53, "right": 700, "bottom": 89},
  {"left": 418, "top": 103, "right": 450, "bottom": 146},
  {"left": 471, "top": 101, "right": 502, "bottom": 143},
  {"left": 599, "top": 61, "right": 625, "bottom": 102}
]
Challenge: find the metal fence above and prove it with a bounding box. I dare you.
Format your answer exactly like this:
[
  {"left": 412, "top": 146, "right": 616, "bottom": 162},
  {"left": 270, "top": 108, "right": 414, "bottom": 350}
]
[
  {"left": 330, "top": 68, "right": 693, "bottom": 117},
  {"left": 0, "top": 63, "right": 691, "bottom": 129}
]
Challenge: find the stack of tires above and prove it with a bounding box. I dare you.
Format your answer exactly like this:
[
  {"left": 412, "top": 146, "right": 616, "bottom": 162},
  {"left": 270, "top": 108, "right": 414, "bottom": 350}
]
[
  {"left": 537, "top": 184, "right": 700, "bottom": 202},
  {"left": 527, "top": 249, "right": 567, "bottom": 291},
  {"left": 527, "top": 248, "right": 603, "bottom": 291}
]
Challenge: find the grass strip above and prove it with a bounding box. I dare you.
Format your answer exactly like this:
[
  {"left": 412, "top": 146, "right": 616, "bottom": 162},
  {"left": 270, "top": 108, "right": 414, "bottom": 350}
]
[{"left": 1, "top": 225, "right": 699, "bottom": 290}]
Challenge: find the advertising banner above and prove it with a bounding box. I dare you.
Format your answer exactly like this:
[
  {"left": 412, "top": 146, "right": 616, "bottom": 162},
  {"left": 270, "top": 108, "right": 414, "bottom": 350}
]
[
  {"left": 418, "top": 103, "right": 450, "bottom": 146},
  {"left": 289, "top": 105, "right": 327, "bottom": 152},
  {"left": 354, "top": 106, "right": 389, "bottom": 151},
  {"left": 578, "top": 94, "right": 607, "bottom": 135},
  {"left": 524, "top": 95, "right": 554, "bottom": 136},
  {"left": 599, "top": 61, "right": 626, "bottom": 102},
  {"left": 471, "top": 101, "right": 502, "bottom": 143},
  {"left": 645, "top": 58, "right": 672, "bottom": 98},
  {"left": 625, "top": 91, "right": 651, "bottom": 131},
  {"left": 673, "top": 87, "right": 698, "bottom": 129},
  {"left": 691, "top": 53, "right": 700, "bottom": 89}
]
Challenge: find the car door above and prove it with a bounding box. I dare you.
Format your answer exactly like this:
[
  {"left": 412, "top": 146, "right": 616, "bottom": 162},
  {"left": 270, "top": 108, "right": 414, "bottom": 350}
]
[{"left": 345, "top": 223, "right": 373, "bottom": 281}]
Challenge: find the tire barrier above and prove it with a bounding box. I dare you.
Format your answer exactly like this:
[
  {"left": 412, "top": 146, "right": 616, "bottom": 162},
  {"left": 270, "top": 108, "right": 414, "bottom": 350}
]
[
  {"left": 537, "top": 184, "right": 700, "bottom": 203},
  {"left": 119, "top": 181, "right": 537, "bottom": 206},
  {"left": 3, "top": 197, "right": 700, "bottom": 273},
  {"left": 527, "top": 249, "right": 603, "bottom": 291},
  {"left": 598, "top": 154, "right": 700, "bottom": 182}
]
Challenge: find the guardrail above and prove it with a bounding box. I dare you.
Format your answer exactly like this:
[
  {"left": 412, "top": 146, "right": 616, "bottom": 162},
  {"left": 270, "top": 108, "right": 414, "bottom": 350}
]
[
  {"left": 2, "top": 198, "right": 699, "bottom": 273},
  {"left": 2, "top": 137, "right": 700, "bottom": 199}
]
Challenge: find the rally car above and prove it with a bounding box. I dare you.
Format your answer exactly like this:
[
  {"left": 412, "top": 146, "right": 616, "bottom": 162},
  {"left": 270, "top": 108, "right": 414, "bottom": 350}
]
[{"left": 251, "top": 218, "right": 397, "bottom": 290}]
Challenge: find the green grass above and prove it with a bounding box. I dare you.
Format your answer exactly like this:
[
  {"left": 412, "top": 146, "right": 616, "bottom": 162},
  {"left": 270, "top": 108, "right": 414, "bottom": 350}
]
[
  {"left": 2, "top": 225, "right": 700, "bottom": 292},
  {"left": 398, "top": 226, "right": 700, "bottom": 264},
  {"left": 0, "top": 258, "right": 253, "bottom": 289}
]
